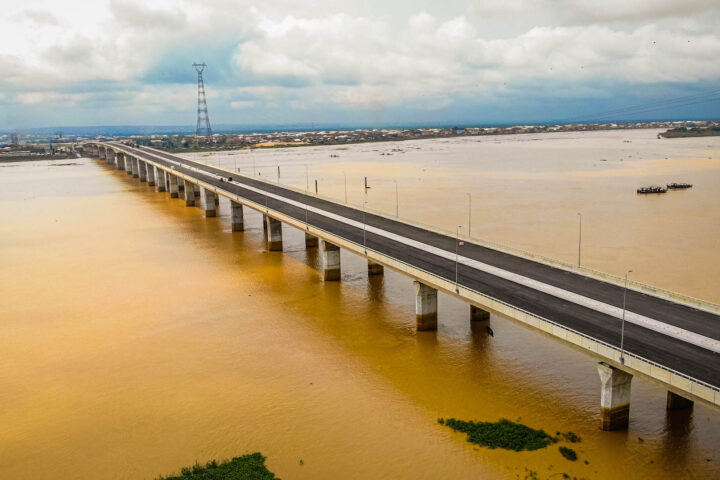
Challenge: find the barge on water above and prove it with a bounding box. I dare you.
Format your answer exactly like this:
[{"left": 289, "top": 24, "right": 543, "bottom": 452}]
[
  {"left": 667, "top": 182, "right": 693, "bottom": 189},
  {"left": 637, "top": 185, "right": 667, "bottom": 194}
]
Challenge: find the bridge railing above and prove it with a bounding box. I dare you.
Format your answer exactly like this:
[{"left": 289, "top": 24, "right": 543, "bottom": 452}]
[{"left": 169, "top": 148, "right": 720, "bottom": 315}]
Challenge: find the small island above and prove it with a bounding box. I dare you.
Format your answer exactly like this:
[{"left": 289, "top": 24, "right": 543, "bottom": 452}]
[{"left": 659, "top": 125, "right": 720, "bottom": 138}]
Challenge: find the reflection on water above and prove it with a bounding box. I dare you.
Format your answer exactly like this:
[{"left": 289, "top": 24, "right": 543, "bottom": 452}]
[{"left": 1, "top": 129, "right": 718, "bottom": 480}]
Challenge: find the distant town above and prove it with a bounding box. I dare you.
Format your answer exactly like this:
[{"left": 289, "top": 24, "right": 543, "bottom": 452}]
[{"left": 1, "top": 120, "right": 718, "bottom": 160}]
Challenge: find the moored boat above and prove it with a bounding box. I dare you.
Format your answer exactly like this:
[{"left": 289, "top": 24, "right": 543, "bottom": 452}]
[
  {"left": 637, "top": 186, "right": 667, "bottom": 194},
  {"left": 667, "top": 182, "right": 693, "bottom": 189}
]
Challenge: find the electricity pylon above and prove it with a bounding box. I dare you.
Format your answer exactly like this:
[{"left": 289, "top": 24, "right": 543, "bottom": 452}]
[{"left": 193, "top": 62, "right": 212, "bottom": 138}]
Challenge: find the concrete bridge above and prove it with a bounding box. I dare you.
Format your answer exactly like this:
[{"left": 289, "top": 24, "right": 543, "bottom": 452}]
[{"left": 85, "top": 141, "right": 720, "bottom": 430}]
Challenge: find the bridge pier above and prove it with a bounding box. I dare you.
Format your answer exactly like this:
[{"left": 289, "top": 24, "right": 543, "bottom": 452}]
[
  {"left": 414, "top": 281, "right": 438, "bottom": 331},
  {"left": 201, "top": 188, "right": 217, "bottom": 217},
  {"left": 125, "top": 154, "right": 133, "bottom": 174},
  {"left": 146, "top": 163, "right": 156, "bottom": 186},
  {"left": 168, "top": 174, "right": 179, "bottom": 198},
  {"left": 471, "top": 305, "right": 490, "bottom": 322},
  {"left": 132, "top": 157, "right": 139, "bottom": 178},
  {"left": 305, "top": 232, "right": 319, "bottom": 248},
  {"left": 184, "top": 180, "right": 195, "bottom": 206},
  {"left": 138, "top": 160, "right": 147, "bottom": 182},
  {"left": 230, "top": 201, "right": 244, "bottom": 231},
  {"left": 193, "top": 183, "right": 201, "bottom": 198},
  {"left": 115, "top": 153, "right": 125, "bottom": 170},
  {"left": 264, "top": 216, "right": 283, "bottom": 251},
  {"left": 320, "top": 240, "right": 341, "bottom": 281},
  {"left": 597, "top": 362, "right": 633, "bottom": 430},
  {"left": 667, "top": 391, "right": 694, "bottom": 410},
  {"left": 104, "top": 148, "right": 113, "bottom": 162},
  {"left": 155, "top": 168, "right": 165, "bottom": 191},
  {"left": 368, "top": 260, "right": 384, "bottom": 276}
]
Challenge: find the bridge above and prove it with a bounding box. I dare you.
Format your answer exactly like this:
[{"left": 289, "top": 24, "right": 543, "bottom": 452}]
[{"left": 85, "top": 141, "right": 720, "bottom": 430}]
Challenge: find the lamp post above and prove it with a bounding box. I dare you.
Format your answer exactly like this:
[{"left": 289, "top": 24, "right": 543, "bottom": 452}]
[
  {"left": 467, "top": 193, "right": 472, "bottom": 238},
  {"left": 363, "top": 201, "right": 368, "bottom": 254},
  {"left": 394, "top": 180, "right": 399, "bottom": 217},
  {"left": 577, "top": 212, "right": 582, "bottom": 267},
  {"left": 619, "top": 269, "right": 632, "bottom": 364},
  {"left": 455, "top": 225, "right": 462, "bottom": 293}
]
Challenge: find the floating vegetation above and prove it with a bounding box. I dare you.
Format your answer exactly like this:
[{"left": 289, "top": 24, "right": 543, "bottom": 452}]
[
  {"left": 559, "top": 446, "right": 578, "bottom": 461},
  {"left": 438, "top": 418, "right": 555, "bottom": 451},
  {"left": 154, "top": 453, "right": 279, "bottom": 480},
  {"left": 555, "top": 431, "right": 582, "bottom": 443}
]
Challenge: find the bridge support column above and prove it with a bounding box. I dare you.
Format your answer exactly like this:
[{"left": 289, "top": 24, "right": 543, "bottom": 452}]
[
  {"left": 138, "top": 160, "right": 147, "bottom": 182},
  {"left": 368, "top": 260, "right": 384, "bottom": 276},
  {"left": 230, "top": 201, "right": 244, "bottom": 231},
  {"left": 184, "top": 180, "right": 195, "bottom": 206},
  {"left": 471, "top": 305, "right": 490, "bottom": 322},
  {"left": 264, "top": 216, "right": 283, "bottom": 251},
  {"left": 115, "top": 153, "right": 125, "bottom": 170},
  {"left": 177, "top": 178, "right": 185, "bottom": 192},
  {"left": 414, "top": 281, "right": 438, "bottom": 331},
  {"left": 155, "top": 168, "right": 166, "bottom": 192},
  {"left": 320, "top": 240, "right": 341, "bottom": 281},
  {"left": 125, "top": 155, "right": 133, "bottom": 174},
  {"left": 305, "top": 232, "right": 318, "bottom": 248},
  {"left": 105, "top": 149, "right": 113, "bottom": 162},
  {"left": 194, "top": 183, "right": 201, "bottom": 198},
  {"left": 666, "top": 391, "right": 694, "bottom": 410},
  {"left": 130, "top": 157, "right": 138, "bottom": 177},
  {"left": 147, "top": 165, "right": 155, "bottom": 187},
  {"left": 201, "top": 188, "right": 217, "bottom": 217},
  {"left": 168, "top": 174, "right": 179, "bottom": 198},
  {"left": 597, "top": 362, "right": 632, "bottom": 431}
]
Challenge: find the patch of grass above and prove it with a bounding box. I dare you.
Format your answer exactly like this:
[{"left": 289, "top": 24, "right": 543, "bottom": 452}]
[
  {"left": 154, "top": 453, "right": 279, "bottom": 480},
  {"left": 439, "top": 417, "right": 555, "bottom": 451},
  {"left": 558, "top": 446, "right": 578, "bottom": 461}
]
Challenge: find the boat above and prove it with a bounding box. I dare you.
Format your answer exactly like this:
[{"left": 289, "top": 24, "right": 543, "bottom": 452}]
[
  {"left": 637, "top": 186, "right": 667, "bottom": 194},
  {"left": 667, "top": 182, "right": 693, "bottom": 189}
]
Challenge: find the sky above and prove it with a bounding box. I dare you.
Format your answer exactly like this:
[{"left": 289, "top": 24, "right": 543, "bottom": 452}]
[{"left": 1, "top": 0, "right": 720, "bottom": 130}]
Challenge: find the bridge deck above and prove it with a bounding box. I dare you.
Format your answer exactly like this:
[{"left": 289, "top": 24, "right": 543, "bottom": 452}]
[{"left": 106, "top": 144, "right": 720, "bottom": 391}]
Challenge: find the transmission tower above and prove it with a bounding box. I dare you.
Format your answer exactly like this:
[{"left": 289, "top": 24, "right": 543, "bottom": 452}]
[{"left": 193, "top": 62, "right": 212, "bottom": 138}]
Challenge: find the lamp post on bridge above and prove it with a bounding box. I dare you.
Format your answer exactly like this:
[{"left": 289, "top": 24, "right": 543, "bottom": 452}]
[
  {"left": 455, "top": 225, "right": 463, "bottom": 293},
  {"left": 619, "top": 269, "right": 633, "bottom": 365},
  {"left": 577, "top": 212, "right": 582, "bottom": 267}
]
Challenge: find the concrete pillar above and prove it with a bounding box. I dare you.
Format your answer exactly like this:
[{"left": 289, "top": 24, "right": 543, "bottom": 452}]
[
  {"left": 105, "top": 149, "right": 112, "bottom": 162},
  {"left": 597, "top": 362, "right": 633, "bottom": 430},
  {"left": 132, "top": 157, "right": 139, "bottom": 178},
  {"left": 305, "top": 232, "right": 319, "bottom": 248},
  {"left": 471, "top": 305, "right": 490, "bottom": 322},
  {"left": 146, "top": 163, "right": 156, "bottom": 186},
  {"left": 368, "top": 260, "right": 384, "bottom": 276},
  {"left": 155, "top": 168, "right": 166, "bottom": 192},
  {"left": 201, "top": 188, "right": 217, "bottom": 217},
  {"left": 193, "top": 183, "right": 201, "bottom": 198},
  {"left": 230, "top": 201, "right": 244, "bottom": 232},
  {"left": 264, "top": 215, "right": 283, "bottom": 251},
  {"left": 178, "top": 178, "right": 185, "bottom": 192},
  {"left": 320, "top": 240, "right": 341, "bottom": 281},
  {"left": 184, "top": 180, "right": 195, "bottom": 207},
  {"left": 666, "top": 391, "right": 694, "bottom": 410},
  {"left": 138, "top": 160, "right": 147, "bottom": 182},
  {"left": 115, "top": 153, "right": 125, "bottom": 170},
  {"left": 168, "top": 174, "right": 179, "bottom": 198},
  {"left": 125, "top": 154, "right": 133, "bottom": 174},
  {"left": 414, "top": 281, "right": 438, "bottom": 331}
]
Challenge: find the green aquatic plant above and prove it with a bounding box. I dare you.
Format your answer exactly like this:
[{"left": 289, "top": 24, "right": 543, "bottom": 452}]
[
  {"left": 154, "top": 453, "right": 279, "bottom": 480},
  {"left": 439, "top": 417, "right": 554, "bottom": 451},
  {"left": 558, "top": 446, "right": 578, "bottom": 461}
]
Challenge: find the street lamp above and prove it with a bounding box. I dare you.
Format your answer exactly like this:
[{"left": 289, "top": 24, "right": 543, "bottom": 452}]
[
  {"left": 619, "top": 269, "right": 633, "bottom": 364},
  {"left": 455, "top": 225, "right": 462, "bottom": 293},
  {"left": 363, "top": 201, "right": 368, "bottom": 254},
  {"left": 467, "top": 193, "right": 472, "bottom": 238},
  {"left": 577, "top": 212, "right": 582, "bottom": 267},
  {"left": 394, "top": 180, "right": 399, "bottom": 217}
]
